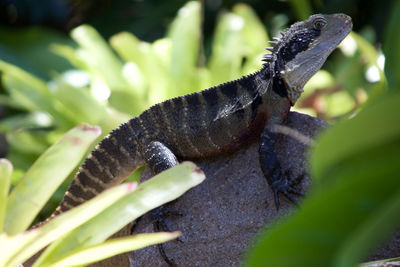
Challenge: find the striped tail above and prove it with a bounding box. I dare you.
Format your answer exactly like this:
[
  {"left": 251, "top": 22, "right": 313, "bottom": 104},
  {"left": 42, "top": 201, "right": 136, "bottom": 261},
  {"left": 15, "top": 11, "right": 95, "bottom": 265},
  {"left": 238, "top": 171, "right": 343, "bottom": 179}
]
[{"left": 42, "top": 121, "right": 145, "bottom": 224}]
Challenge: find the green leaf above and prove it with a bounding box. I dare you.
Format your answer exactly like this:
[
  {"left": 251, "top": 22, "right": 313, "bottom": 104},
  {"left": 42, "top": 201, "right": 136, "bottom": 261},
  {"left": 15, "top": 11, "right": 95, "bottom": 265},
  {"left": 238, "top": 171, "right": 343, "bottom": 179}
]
[
  {"left": 0, "top": 60, "right": 72, "bottom": 128},
  {"left": 311, "top": 93, "right": 400, "bottom": 179},
  {"left": 0, "top": 26, "right": 74, "bottom": 80},
  {"left": 350, "top": 32, "right": 387, "bottom": 98},
  {"left": 110, "top": 33, "right": 171, "bottom": 103},
  {"left": 232, "top": 3, "right": 269, "bottom": 74},
  {"left": 50, "top": 80, "right": 107, "bottom": 126},
  {"left": 5, "top": 182, "right": 137, "bottom": 266},
  {"left": 233, "top": 3, "right": 268, "bottom": 55},
  {"left": 383, "top": 1, "right": 400, "bottom": 90},
  {"left": 246, "top": 92, "right": 400, "bottom": 266},
  {"left": 5, "top": 124, "right": 101, "bottom": 234},
  {"left": 48, "top": 232, "right": 180, "bottom": 267},
  {"left": 167, "top": 1, "right": 201, "bottom": 94},
  {"left": 37, "top": 162, "right": 205, "bottom": 264},
  {"left": 324, "top": 90, "right": 355, "bottom": 118},
  {"left": 50, "top": 44, "right": 87, "bottom": 71},
  {"left": 0, "top": 159, "right": 13, "bottom": 232},
  {"left": 288, "top": 0, "right": 312, "bottom": 20},
  {"left": 334, "top": 191, "right": 400, "bottom": 267},
  {"left": 209, "top": 12, "right": 245, "bottom": 85},
  {"left": 0, "top": 229, "right": 39, "bottom": 266},
  {"left": 70, "top": 25, "right": 127, "bottom": 91}
]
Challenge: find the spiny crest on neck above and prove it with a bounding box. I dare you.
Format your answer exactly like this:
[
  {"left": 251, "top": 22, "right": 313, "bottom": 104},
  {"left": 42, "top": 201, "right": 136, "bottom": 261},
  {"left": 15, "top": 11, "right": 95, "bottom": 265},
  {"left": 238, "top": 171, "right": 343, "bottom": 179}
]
[
  {"left": 261, "top": 14, "right": 327, "bottom": 66},
  {"left": 260, "top": 14, "right": 352, "bottom": 105}
]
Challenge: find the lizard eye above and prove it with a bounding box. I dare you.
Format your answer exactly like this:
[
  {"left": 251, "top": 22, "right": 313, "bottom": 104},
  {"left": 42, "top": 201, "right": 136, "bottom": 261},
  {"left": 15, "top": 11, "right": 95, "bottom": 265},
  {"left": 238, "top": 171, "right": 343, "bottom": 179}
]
[{"left": 313, "top": 17, "right": 327, "bottom": 30}]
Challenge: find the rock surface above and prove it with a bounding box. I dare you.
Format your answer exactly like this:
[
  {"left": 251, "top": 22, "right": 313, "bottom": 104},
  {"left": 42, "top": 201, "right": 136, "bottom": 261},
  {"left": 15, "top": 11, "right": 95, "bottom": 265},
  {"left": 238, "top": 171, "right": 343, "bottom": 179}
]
[
  {"left": 128, "top": 111, "right": 326, "bottom": 266},
  {"left": 90, "top": 111, "right": 400, "bottom": 267}
]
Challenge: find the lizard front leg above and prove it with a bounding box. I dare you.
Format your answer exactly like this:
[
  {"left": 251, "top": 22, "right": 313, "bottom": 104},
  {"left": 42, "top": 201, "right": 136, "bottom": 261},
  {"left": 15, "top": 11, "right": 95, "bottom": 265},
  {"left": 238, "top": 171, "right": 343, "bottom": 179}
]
[
  {"left": 259, "top": 120, "right": 304, "bottom": 209},
  {"left": 143, "top": 140, "right": 181, "bottom": 266}
]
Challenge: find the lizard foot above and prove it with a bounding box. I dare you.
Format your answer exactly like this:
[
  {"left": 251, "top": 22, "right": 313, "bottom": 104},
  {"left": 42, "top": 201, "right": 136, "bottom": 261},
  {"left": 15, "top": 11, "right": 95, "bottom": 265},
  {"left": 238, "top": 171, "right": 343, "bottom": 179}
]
[
  {"left": 151, "top": 205, "right": 184, "bottom": 266},
  {"left": 271, "top": 171, "right": 305, "bottom": 209}
]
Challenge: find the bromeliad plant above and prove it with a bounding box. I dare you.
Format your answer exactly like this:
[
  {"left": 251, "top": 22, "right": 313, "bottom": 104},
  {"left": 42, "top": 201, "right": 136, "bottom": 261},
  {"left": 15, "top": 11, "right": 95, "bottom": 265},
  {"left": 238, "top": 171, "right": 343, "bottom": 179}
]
[
  {"left": 0, "top": 124, "right": 205, "bottom": 266},
  {"left": 0, "top": 1, "right": 395, "bottom": 266}
]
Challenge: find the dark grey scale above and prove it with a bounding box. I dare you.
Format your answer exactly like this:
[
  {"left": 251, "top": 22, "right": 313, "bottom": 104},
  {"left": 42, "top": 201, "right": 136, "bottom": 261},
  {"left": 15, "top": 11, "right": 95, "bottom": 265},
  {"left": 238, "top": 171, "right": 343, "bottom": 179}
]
[
  {"left": 74, "top": 170, "right": 104, "bottom": 194},
  {"left": 114, "top": 123, "right": 142, "bottom": 157},
  {"left": 90, "top": 149, "right": 118, "bottom": 179},
  {"left": 127, "top": 118, "right": 142, "bottom": 140},
  {"left": 144, "top": 104, "right": 187, "bottom": 158},
  {"left": 218, "top": 80, "right": 241, "bottom": 117},
  {"left": 182, "top": 93, "right": 216, "bottom": 155},
  {"left": 80, "top": 156, "right": 111, "bottom": 185},
  {"left": 201, "top": 88, "right": 230, "bottom": 148},
  {"left": 62, "top": 191, "right": 85, "bottom": 207},
  {"left": 169, "top": 96, "right": 204, "bottom": 156},
  {"left": 144, "top": 141, "right": 178, "bottom": 174},
  {"left": 237, "top": 73, "right": 263, "bottom": 120},
  {"left": 141, "top": 105, "right": 165, "bottom": 143},
  {"left": 65, "top": 178, "right": 97, "bottom": 203},
  {"left": 278, "top": 28, "right": 321, "bottom": 62},
  {"left": 272, "top": 76, "right": 288, "bottom": 98},
  {"left": 110, "top": 123, "right": 142, "bottom": 162}
]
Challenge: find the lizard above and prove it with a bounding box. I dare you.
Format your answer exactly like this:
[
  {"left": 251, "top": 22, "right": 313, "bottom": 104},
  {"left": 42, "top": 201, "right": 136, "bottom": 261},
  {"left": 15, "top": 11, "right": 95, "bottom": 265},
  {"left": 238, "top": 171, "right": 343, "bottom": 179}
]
[{"left": 36, "top": 13, "right": 352, "bottom": 265}]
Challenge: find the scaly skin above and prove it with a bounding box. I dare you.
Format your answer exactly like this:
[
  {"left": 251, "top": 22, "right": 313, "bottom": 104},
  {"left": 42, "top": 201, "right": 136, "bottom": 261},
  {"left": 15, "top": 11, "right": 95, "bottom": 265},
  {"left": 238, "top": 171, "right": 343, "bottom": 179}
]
[{"left": 35, "top": 13, "right": 352, "bottom": 266}]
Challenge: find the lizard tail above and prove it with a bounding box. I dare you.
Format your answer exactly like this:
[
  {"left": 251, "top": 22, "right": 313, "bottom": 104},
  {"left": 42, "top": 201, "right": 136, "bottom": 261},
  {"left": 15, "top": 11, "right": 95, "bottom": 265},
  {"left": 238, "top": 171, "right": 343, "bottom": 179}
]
[{"left": 38, "top": 120, "right": 145, "bottom": 226}]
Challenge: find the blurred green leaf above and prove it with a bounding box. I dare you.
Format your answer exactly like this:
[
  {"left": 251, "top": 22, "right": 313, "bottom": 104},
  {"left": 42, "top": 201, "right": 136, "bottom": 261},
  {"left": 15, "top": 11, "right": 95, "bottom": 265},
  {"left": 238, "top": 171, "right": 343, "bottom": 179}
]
[
  {"left": 0, "top": 60, "right": 72, "bottom": 128},
  {"left": 324, "top": 90, "right": 355, "bottom": 118},
  {"left": 209, "top": 12, "right": 245, "bottom": 85},
  {"left": 288, "top": 0, "right": 312, "bottom": 20},
  {"left": 311, "top": 93, "right": 400, "bottom": 178},
  {"left": 302, "top": 70, "right": 335, "bottom": 98},
  {"left": 334, "top": 191, "right": 400, "bottom": 267},
  {"left": 5, "top": 124, "right": 101, "bottom": 234},
  {"left": 50, "top": 44, "right": 87, "bottom": 71},
  {"left": 233, "top": 3, "right": 269, "bottom": 73},
  {"left": 350, "top": 32, "right": 387, "bottom": 98},
  {"left": 0, "top": 26, "right": 73, "bottom": 80},
  {"left": 246, "top": 92, "right": 400, "bottom": 266},
  {"left": 47, "top": 232, "right": 180, "bottom": 267},
  {"left": 0, "top": 159, "right": 12, "bottom": 232},
  {"left": 35, "top": 162, "right": 205, "bottom": 265},
  {"left": 4, "top": 182, "right": 137, "bottom": 266},
  {"left": 50, "top": 80, "right": 107, "bottom": 126},
  {"left": 6, "top": 130, "right": 49, "bottom": 156},
  {"left": 110, "top": 33, "right": 171, "bottom": 104},
  {"left": 167, "top": 1, "right": 201, "bottom": 94},
  {"left": 70, "top": 25, "right": 127, "bottom": 92},
  {"left": 233, "top": 3, "right": 269, "bottom": 53},
  {"left": 383, "top": 1, "right": 400, "bottom": 90},
  {"left": 0, "top": 228, "right": 39, "bottom": 267}
]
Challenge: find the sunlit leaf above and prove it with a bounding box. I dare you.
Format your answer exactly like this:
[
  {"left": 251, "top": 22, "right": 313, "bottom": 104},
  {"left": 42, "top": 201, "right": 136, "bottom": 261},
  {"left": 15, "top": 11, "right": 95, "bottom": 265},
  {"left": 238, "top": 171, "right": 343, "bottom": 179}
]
[
  {"left": 5, "top": 182, "right": 137, "bottom": 267},
  {"left": 209, "top": 12, "right": 245, "bottom": 84},
  {"left": 47, "top": 232, "right": 180, "bottom": 267},
  {"left": 70, "top": 25, "right": 127, "bottom": 92},
  {"left": 0, "top": 159, "right": 12, "bottom": 232},
  {"left": 5, "top": 124, "right": 101, "bottom": 234},
  {"left": 37, "top": 162, "right": 205, "bottom": 264},
  {"left": 167, "top": 1, "right": 201, "bottom": 95}
]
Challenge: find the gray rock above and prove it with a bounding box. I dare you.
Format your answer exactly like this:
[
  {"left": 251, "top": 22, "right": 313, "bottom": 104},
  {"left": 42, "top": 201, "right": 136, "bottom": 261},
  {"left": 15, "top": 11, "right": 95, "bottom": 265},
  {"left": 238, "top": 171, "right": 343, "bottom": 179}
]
[
  {"left": 95, "top": 111, "right": 400, "bottom": 267},
  {"left": 129, "top": 111, "right": 326, "bottom": 266}
]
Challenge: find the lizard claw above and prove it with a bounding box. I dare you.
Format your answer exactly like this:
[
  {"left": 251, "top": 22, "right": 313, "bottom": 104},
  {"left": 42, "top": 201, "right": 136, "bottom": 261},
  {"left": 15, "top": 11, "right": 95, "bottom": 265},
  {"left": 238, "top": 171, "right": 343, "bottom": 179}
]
[
  {"left": 151, "top": 205, "right": 184, "bottom": 265},
  {"left": 271, "top": 174, "right": 304, "bottom": 209}
]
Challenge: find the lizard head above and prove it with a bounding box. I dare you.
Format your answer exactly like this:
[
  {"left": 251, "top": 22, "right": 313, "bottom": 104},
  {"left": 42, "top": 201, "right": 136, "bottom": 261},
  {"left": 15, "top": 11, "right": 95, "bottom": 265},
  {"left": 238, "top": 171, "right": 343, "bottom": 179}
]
[{"left": 263, "top": 13, "right": 352, "bottom": 105}]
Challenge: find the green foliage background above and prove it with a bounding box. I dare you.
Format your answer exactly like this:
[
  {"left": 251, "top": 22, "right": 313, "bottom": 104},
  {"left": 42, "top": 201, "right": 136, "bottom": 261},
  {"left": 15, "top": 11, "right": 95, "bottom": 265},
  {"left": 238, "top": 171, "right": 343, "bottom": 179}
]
[{"left": 0, "top": 0, "right": 399, "bottom": 266}]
